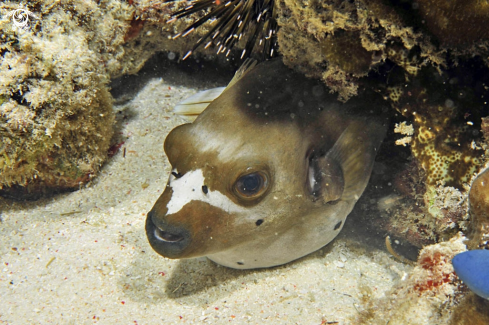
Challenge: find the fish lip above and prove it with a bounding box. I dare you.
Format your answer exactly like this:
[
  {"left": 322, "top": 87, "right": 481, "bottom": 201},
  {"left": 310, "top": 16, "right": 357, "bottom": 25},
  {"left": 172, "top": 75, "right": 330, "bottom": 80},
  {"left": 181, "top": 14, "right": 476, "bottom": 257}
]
[
  {"left": 145, "top": 210, "right": 191, "bottom": 258},
  {"left": 154, "top": 227, "right": 184, "bottom": 243}
]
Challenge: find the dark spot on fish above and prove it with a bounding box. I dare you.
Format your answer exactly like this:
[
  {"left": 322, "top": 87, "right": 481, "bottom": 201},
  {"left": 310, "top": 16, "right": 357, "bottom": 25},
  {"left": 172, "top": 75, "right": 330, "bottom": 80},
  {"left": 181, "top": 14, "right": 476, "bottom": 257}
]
[
  {"left": 334, "top": 221, "right": 342, "bottom": 230},
  {"left": 255, "top": 219, "right": 264, "bottom": 226},
  {"left": 171, "top": 171, "right": 183, "bottom": 179},
  {"left": 202, "top": 185, "right": 208, "bottom": 194},
  {"left": 237, "top": 262, "right": 244, "bottom": 265}
]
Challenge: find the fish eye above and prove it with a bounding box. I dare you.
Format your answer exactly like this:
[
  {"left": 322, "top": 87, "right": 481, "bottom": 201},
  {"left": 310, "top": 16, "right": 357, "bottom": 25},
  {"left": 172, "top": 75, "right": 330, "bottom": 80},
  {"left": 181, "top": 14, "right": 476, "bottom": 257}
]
[{"left": 234, "top": 171, "right": 268, "bottom": 199}]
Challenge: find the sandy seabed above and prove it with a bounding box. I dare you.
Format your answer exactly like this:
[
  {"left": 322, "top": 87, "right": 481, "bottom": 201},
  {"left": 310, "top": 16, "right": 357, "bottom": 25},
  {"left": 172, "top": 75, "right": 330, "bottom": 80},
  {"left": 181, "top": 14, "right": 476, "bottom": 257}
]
[{"left": 0, "top": 57, "right": 411, "bottom": 324}]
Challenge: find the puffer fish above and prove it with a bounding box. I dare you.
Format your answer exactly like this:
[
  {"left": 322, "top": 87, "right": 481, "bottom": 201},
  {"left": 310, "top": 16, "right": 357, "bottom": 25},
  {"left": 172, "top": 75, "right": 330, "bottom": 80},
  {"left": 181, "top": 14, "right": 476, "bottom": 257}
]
[{"left": 146, "top": 59, "right": 387, "bottom": 269}]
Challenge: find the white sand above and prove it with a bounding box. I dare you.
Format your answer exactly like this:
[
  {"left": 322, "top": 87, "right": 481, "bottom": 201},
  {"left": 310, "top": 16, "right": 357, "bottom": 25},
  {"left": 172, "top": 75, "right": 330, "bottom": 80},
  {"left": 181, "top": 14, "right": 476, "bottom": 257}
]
[{"left": 0, "top": 60, "right": 412, "bottom": 324}]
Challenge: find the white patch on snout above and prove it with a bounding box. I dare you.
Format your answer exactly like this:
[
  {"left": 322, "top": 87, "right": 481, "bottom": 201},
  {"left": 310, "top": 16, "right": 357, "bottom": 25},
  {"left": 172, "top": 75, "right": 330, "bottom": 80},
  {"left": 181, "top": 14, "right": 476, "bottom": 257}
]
[{"left": 166, "top": 169, "right": 244, "bottom": 215}]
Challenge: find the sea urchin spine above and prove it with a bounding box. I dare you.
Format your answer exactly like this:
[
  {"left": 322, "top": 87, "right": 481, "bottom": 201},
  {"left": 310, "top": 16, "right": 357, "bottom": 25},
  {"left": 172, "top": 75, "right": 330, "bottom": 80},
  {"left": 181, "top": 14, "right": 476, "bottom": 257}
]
[{"left": 165, "top": 0, "right": 278, "bottom": 60}]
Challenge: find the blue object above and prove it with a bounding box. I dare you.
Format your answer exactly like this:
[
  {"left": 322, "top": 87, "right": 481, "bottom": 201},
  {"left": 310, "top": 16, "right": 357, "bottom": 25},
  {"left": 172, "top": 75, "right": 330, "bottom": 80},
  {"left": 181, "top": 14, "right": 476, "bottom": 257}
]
[{"left": 452, "top": 250, "right": 489, "bottom": 299}]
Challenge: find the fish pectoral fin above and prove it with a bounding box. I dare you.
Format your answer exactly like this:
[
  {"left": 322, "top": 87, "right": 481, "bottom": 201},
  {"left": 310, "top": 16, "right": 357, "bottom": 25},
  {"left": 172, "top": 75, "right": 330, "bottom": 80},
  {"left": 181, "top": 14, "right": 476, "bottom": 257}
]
[
  {"left": 309, "top": 155, "right": 344, "bottom": 203},
  {"left": 326, "top": 118, "right": 386, "bottom": 201},
  {"left": 173, "top": 87, "right": 226, "bottom": 116}
]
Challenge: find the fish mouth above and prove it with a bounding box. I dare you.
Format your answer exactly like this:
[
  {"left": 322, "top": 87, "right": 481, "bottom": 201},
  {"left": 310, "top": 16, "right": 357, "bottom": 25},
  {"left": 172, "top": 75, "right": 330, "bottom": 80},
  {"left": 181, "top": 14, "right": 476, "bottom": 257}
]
[
  {"left": 145, "top": 210, "right": 191, "bottom": 258},
  {"left": 154, "top": 227, "right": 184, "bottom": 243}
]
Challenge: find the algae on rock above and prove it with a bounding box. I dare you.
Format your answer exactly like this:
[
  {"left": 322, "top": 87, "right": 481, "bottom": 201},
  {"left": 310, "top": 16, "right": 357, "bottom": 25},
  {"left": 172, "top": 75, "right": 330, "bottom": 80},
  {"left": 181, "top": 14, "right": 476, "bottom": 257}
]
[
  {"left": 355, "top": 234, "right": 467, "bottom": 325},
  {"left": 0, "top": 0, "right": 132, "bottom": 197}
]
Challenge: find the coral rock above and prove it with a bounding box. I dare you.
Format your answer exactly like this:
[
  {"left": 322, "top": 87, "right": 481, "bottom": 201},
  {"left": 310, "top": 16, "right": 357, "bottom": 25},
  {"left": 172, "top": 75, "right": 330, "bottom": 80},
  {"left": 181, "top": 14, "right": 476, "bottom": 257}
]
[
  {"left": 416, "top": 0, "right": 489, "bottom": 48},
  {"left": 449, "top": 293, "right": 489, "bottom": 325},
  {"left": 0, "top": 0, "right": 132, "bottom": 198},
  {"left": 466, "top": 167, "right": 489, "bottom": 249},
  {"left": 388, "top": 66, "right": 485, "bottom": 190},
  {"left": 355, "top": 234, "right": 467, "bottom": 324}
]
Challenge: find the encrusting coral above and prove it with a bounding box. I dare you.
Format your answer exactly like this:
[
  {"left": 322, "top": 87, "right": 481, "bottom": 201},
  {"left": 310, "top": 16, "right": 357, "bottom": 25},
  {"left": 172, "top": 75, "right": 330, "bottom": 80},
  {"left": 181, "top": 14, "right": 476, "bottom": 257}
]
[
  {"left": 355, "top": 57, "right": 489, "bottom": 248},
  {"left": 116, "top": 0, "right": 234, "bottom": 77},
  {"left": 465, "top": 167, "right": 489, "bottom": 249},
  {"left": 0, "top": 0, "right": 132, "bottom": 197},
  {"left": 416, "top": 0, "right": 489, "bottom": 49},
  {"left": 448, "top": 293, "right": 489, "bottom": 325},
  {"left": 274, "top": 0, "right": 440, "bottom": 100},
  {"left": 354, "top": 234, "right": 467, "bottom": 324},
  {"left": 387, "top": 65, "right": 486, "bottom": 189}
]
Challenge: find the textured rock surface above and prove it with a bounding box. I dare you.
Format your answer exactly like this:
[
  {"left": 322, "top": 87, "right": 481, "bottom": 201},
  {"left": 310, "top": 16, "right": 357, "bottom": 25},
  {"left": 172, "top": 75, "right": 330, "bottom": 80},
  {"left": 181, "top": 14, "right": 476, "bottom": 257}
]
[
  {"left": 466, "top": 167, "right": 489, "bottom": 249},
  {"left": 354, "top": 234, "right": 467, "bottom": 324},
  {"left": 0, "top": 0, "right": 131, "bottom": 197}
]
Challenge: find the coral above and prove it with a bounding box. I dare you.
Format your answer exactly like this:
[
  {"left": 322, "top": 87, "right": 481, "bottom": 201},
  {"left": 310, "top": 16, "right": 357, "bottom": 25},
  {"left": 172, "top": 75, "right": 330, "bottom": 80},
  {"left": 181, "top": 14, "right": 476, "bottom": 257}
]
[
  {"left": 449, "top": 293, "right": 489, "bottom": 325},
  {"left": 271, "top": 0, "right": 489, "bottom": 99},
  {"left": 394, "top": 121, "right": 413, "bottom": 147},
  {"left": 117, "top": 0, "right": 188, "bottom": 76},
  {"left": 354, "top": 234, "right": 467, "bottom": 324},
  {"left": 465, "top": 167, "right": 489, "bottom": 249},
  {"left": 357, "top": 155, "right": 469, "bottom": 248},
  {"left": 119, "top": 0, "right": 438, "bottom": 99},
  {"left": 346, "top": 62, "right": 488, "bottom": 247},
  {"left": 320, "top": 30, "right": 372, "bottom": 76},
  {"left": 416, "top": 0, "right": 489, "bottom": 48},
  {"left": 366, "top": 60, "right": 489, "bottom": 248},
  {"left": 481, "top": 116, "right": 489, "bottom": 143},
  {"left": 117, "top": 0, "right": 237, "bottom": 76},
  {"left": 412, "top": 242, "right": 461, "bottom": 294},
  {"left": 274, "top": 0, "right": 441, "bottom": 100},
  {"left": 0, "top": 0, "right": 132, "bottom": 197},
  {"left": 387, "top": 64, "right": 486, "bottom": 190},
  {"left": 117, "top": 0, "right": 489, "bottom": 103},
  {"left": 120, "top": 0, "right": 489, "bottom": 107},
  {"left": 386, "top": 183, "right": 468, "bottom": 247}
]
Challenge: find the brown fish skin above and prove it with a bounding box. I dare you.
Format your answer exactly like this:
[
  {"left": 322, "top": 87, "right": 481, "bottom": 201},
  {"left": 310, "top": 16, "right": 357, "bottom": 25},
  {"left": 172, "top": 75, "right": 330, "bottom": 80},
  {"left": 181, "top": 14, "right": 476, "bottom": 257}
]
[{"left": 146, "top": 59, "right": 387, "bottom": 269}]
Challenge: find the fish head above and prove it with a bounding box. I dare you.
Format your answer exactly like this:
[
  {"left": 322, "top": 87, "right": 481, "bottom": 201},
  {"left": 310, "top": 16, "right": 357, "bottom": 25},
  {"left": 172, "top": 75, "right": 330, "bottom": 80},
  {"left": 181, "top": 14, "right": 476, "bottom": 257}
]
[{"left": 146, "top": 108, "right": 326, "bottom": 263}]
